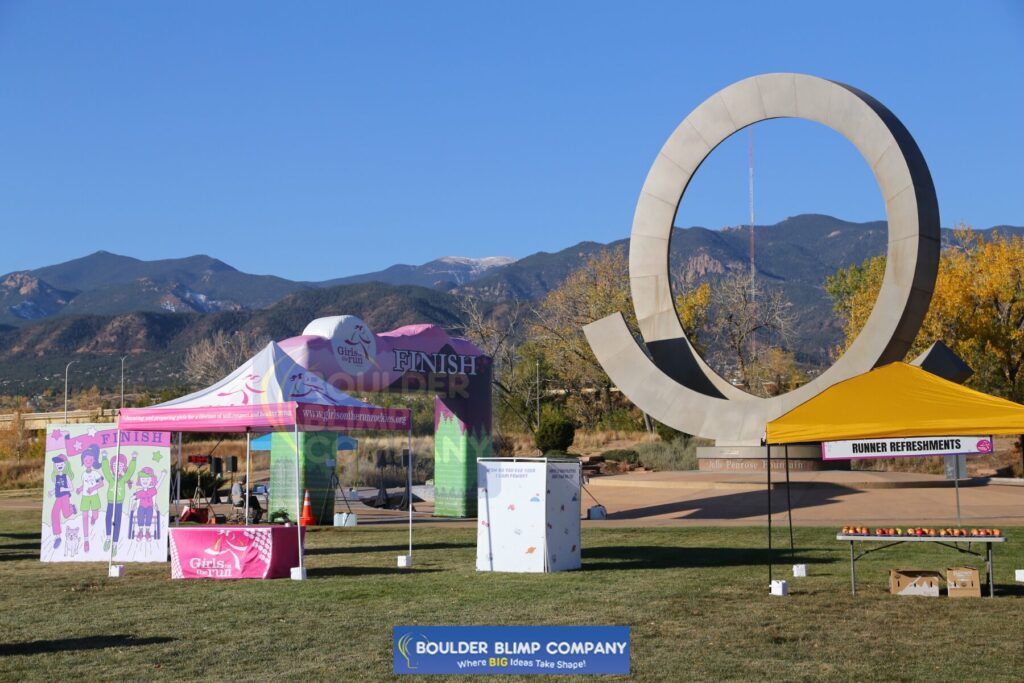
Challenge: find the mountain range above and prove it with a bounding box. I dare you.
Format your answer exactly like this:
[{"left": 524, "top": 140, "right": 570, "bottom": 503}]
[
  {"left": 0, "top": 251, "right": 517, "bottom": 325},
  {"left": 1, "top": 214, "right": 1021, "bottom": 396}
]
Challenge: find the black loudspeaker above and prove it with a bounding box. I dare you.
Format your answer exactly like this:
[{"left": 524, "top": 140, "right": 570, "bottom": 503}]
[
  {"left": 227, "top": 456, "right": 238, "bottom": 473},
  {"left": 211, "top": 456, "right": 223, "bottom": 476},
  {"left": 376, "top": 450, "right": 387, "bottom": 469},
  {"left": 402, "top": 449, "right": 413, "bottom": 467}
]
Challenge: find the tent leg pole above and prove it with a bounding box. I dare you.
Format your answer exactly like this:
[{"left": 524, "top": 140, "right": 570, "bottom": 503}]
[
  {"left": 175, "top": 432, "right": 182, "bottom": 527},
  {"left": 108, "top": 424, "right": 122, "bottom": 576},
  {"left": 245, "top": 429, "right": 251, "bottom": 524},
  {"left": 766, "top": 443, "right": 772, "bottom": 589},
  {"left": 294, "top": 423, "right": 304, "bottom": 578},
  {"left": 954, "top": 456, "right": 962, "bottom": 528},
  {"left": 785, "top": 445, "right": 794, "bottom": 554},
  {"left": 407, "top": 427, "right": 413, "bottom": 560}
]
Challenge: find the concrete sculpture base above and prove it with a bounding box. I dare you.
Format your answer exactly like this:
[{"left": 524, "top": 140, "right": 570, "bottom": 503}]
[{"left": 697, "top": 444, "right": 847, "bottom": 472}]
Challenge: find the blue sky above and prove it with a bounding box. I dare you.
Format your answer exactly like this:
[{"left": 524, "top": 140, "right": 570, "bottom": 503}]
[{"left": 1, "top": 1, "right": 1021, "bottom": 281}]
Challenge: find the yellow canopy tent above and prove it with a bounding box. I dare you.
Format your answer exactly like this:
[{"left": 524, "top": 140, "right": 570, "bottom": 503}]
[
  {"left": 759, "top": 362, "right": 1024, "bottom": 591},
  {"left": 766, "top": 362, "right": 1024, "bottom": 444}
]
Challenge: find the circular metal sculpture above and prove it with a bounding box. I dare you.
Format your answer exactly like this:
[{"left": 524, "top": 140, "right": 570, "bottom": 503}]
[{"left": 584, "top": 73, "right": 940, "bottom": 442}]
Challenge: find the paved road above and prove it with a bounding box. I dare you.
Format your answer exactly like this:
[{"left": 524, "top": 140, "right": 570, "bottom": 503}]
[
  {"left": 583, "top": 471, "right": 1024, "bottom": 527},
  {"left": 5, "top": 471, "right": 1023, "bottom": 527}
]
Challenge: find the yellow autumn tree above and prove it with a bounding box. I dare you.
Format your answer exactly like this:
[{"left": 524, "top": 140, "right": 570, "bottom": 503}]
[
  {"left": 525, "top": 247, "right": 712, "bottom": 427},
  {"left": 826, "top": 225, "right": 1024, "bottom": 401},
  {"left": 526, "top": 248, "right": 636, "bottom": 426},
  {"left": 675, "top": 281, "right": 712, "bottom": 356}
]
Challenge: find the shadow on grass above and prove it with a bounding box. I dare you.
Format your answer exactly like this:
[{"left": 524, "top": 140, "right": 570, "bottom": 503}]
[
  {"left": 0, "top": 553, "right": 37, "bottom": 562},
  {"left": 306, "top": 541, "right": 472, "bottom": 556},
  {"left": 307, "top": 566, "right": 442, "bottom": 578},
  {"left": 0, "top": 532, "right": 40, "bottom": 540},
  {"left": 996, "top": 583, "right": 1024, "bottom": 597},
  {"left": 0, "top": 542, "right": 41, "bottom": 551},
  {"left": 608, "top": 485, "right": 858, "bottom": 521},
  {"left": 582, "top": 545, "right": 827, "bottom": 571},
  {"left": 0, "top": 634, "right": 176, "bottom": 657}
]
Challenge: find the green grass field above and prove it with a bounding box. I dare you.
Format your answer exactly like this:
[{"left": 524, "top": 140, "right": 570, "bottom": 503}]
[{"left": 1, "top": 510, "right": 1022, "bottom": 682}]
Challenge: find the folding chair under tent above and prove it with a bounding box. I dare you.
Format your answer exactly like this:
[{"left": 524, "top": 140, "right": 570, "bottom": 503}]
[
  {"left": 118, "top": 341, "right": 412, "bottom": 579},
  {"left": 762, "top": 361, "right": 1024, "bottom": 587}
]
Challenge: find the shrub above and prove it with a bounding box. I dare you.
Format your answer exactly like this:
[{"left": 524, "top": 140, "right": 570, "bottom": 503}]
[
  {"left": 171, "top": 465, "right": 223, "bottom": 499},
  {"left": 535, "top": 413, "right": 576, "bottom": 454},
  {"left": 492, "top": 433, "right": 515, "bottom": 457},
  {"left": 597, "top": 408, "right": 643, "bottom": 432},
  {"left": 601, "top": 449, "right": 639, "bottom": 464},
  {"left": 655, "top": 421, "right": 688, "bottom": 443},
  {"left": 0, "top": 460, "right": 43, "bottom": 489},
  {"left": 635, "top": 436, "right": 706, "bottom": 471},
  {"left": 269, "top": 509, "right": 292, "bottom": 524}
]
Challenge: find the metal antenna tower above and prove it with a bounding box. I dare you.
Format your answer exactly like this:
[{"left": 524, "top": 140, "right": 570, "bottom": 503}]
[
  {"left": 748, "top": 127, "right": 756, "bottom": 301},
  {"left": 747, "top": 127, "right": 757, "bottom": 383}
]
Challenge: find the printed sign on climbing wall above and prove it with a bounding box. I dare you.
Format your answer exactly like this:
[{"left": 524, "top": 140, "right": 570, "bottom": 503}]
[
  {"left": 476, "top": 458, "right": 581, "bottom": 573},
  {"left": 41, "top": 424, "right": 170, "bottom": 563}
]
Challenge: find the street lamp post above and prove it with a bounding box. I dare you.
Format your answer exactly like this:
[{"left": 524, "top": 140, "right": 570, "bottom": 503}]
[
  {"left": 535, "top": 359, "right": 541, "bottom": 428},
  {"left": 64, "top": 360, "right": 77, "bottom": 422},
  {"left": 120, "top": 355, "right": 128, "bottom": 410}
]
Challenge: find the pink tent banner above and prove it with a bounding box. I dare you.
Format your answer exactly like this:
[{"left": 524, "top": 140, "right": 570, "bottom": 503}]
[
  {"left": 119, "top": 403, "right": 298, "bottom": 432},
  {"left": 296, "top": 404, "right": 411, "bottom": 431}
]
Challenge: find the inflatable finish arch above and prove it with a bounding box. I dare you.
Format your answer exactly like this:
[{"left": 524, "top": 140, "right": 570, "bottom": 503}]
[{"left": 280, "top": 316, "right": 492, "bottom": 517}]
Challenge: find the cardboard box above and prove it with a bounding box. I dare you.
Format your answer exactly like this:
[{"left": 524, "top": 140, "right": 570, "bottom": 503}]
[
  {"left": 890, "top": 569, "right": 943, "bottom": 596},
  {"left": 946, "top": 566, "right": 981, "bottom": 598}
]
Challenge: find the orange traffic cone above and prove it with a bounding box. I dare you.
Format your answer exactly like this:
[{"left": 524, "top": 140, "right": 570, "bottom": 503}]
[{"left": 299, "top": 490, "right": 315, "bottom": 526}]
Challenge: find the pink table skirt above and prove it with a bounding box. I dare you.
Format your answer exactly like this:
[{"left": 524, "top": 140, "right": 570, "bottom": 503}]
[{"left": 169, "top": 525, "right": 304, "bottom": 579}]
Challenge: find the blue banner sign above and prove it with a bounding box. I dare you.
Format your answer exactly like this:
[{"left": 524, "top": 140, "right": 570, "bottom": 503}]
[{"left": 393, "top": 625, "right": 630, "bottom": 675}]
